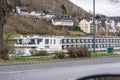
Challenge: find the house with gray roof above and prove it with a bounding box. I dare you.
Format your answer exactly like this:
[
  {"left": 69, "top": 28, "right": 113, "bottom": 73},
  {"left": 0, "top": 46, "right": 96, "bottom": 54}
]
[
  {"left": 16, "top": 6, "right": 29, "bottom": 16},
  {"left": 51, "top": 14, "right": 74, "bottom": 26}
]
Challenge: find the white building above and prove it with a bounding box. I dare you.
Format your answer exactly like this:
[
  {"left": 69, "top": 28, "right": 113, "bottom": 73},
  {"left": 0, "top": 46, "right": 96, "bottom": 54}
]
[
  {"left": 117, "top": 22, "right": 120, "bottom": 28},
  {"left": 51, "top": 15, "right": 74, "bottom": 26},
  {"left": 16, "top": 6, "right": 29, "bottom": 16},
  {"left": 14, "top": 36, "right": 63, "bottom": 56},
  {"left": 78, "top": 19, "right": 91, "bottom": 33},
  {"left": 43, "top": 10, "right": 56, "bottom": 20},
  {"left": 108, "top": 20, "right": 117, "bottom": 33},
  {"left": 14, "top": 35, "right": 120, "bottom": 56},
  {"left": 29, "top": 11, "right": 45, "bottom": 19}
]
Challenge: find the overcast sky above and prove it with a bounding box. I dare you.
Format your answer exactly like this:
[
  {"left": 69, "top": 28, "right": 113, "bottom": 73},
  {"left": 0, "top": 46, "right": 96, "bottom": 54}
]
[{"left": 70, "top": 0, "right": 120, "bottom": 16}]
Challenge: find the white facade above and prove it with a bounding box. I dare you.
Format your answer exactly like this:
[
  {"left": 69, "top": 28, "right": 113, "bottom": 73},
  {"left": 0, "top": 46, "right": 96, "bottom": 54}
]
[
  {"left": 78, "top": 19, "right": 91, "bottom": 33},
  {"left": 16, "top": 6, "right": 29, "bottom": 16},
  {"left": 117, "top": 22, "right": 120, "bottom": 28},
  {"left": 14, "top": 36, "right": 63, "bottom": 56},
  {"left": 51, "top": 19, "right": 74, "bottom": 26},
  {"left": 51, "top": 15, "right": 74, "bottom": 26},
  {"left": 16, "top": 6, "right": 21, "bottom": 14},
  {"left": 43, "top": 10, "right": 56, "bottom": 20},
  {"left": 29, "top": 11, "right": 45, "bottom": 19},
  {"left": 109, "top": 20, "right": 117, "bottom": 33},
  {"left": 14, "top": 35, "right": 120, "bottom": 56},
  {"left": 44, "top": 14, "right": 55, "bottom": 20}
]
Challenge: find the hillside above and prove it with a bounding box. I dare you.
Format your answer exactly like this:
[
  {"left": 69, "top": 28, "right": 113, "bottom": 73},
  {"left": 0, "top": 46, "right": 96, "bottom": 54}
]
[
  {"left": 7, "top": 0, "right": 91, "bottom": 18},
  {"left": 4, "top": 14, "right": 72, "bottom": 39},
  {"left": 3, "top": 0, "right": 90, "bottom": 39}
]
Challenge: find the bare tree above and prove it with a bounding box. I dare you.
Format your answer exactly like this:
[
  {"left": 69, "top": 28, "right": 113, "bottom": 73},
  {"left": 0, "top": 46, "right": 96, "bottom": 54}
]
[{"left": 0, "top": 0, "right": 5, "bottom": 59}]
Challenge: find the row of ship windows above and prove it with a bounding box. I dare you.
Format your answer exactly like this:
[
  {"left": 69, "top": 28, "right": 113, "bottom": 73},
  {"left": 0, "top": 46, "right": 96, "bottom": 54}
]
[
  {"left": 62, "top": 39, "right": 120, "bottom": 43},
  {"left": 62, "top": 44, "right": 120, "bottom": 49}
]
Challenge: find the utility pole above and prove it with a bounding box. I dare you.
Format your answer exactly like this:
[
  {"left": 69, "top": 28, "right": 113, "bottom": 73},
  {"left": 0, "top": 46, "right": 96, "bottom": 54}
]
[
  {"left": 93, "top": 0, "right": 96, "bottom": 53},
  {"left": 0, "top": 0, "right": 5, "bottom": 58},
  {"left": 42, "top": 0, "right": 44, "bottom": 10},
  {"left": 105, "top": 18, "right": 109, "bottom": 38}
]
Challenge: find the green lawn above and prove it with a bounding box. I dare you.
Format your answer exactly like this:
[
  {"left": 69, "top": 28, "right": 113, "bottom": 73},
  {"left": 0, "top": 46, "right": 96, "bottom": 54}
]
[
  {"left": 70, "top": 31, "right": 86, "bottom": 36},
  {"left": 0, "top": 53, "right": 120, "bottom": 65},
  {"left": 91, "top": 52, "right": 120, "bottom": 57},
  {"left": 0, "top": 56, "right": 54, "bottom": 65}
]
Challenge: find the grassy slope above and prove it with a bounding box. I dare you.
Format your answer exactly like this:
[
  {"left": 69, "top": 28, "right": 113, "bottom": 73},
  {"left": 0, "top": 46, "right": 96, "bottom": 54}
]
[
  {"left": 4, "top": 0, "right": 90, "bottom": 39},
  {"left": 4, "top": 14, "right": 72, "bottom": 39},
  {"left": 70, "top": 31, "right": 86, "bottom": 36},
  {"left": 4, "top": 14, "right": 86, "bottom": 39}
]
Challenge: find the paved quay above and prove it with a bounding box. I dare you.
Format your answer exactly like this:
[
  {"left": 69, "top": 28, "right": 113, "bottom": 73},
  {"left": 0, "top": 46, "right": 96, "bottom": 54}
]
[{"left": 1, "top": 56, "right": 120, "bottom": 73}]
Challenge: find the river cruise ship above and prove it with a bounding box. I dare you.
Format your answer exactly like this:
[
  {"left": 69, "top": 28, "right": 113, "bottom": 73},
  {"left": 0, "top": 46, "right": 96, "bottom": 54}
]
[{"left": 14, "top": 35, "right": 120, "bottom": 56}]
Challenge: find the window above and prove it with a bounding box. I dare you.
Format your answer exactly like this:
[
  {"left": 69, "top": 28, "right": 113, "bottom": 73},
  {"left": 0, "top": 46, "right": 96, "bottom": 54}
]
[
  {"left": 117, "top": 44, "right": 119, "bottom": 47},
  {"left": 110, "top": 39, "right": 112, "bottom": 42},
  {"left": 85, "top": 24, "right": 88, "bottom": 28},
  {"left": 73, "top": 39, "right": 76, "bottom": 43},
  {"left": 102, "top": 44, "right": 104, "bottom": 47},
  {"left": 54, "top": 39, "right": 56, "bottom": 44},
  {"left": 88, "top": 44, "right": 90, "bottom": 48},
  {"left": 102, "top": 39, "right": 104, "bottom": 42},
  {"left": 92, "top": 44, "right": 94, "bottom": 48},
  {"left": 45, "top": 39, "right": 49, "bottom": 44},
  {"left": 97, "top": 39, "right": 99, "bottom": 43},
  {"left": 90, "top": 39, "right": 92, "bottom": 43},
  {"left": 104, "top": 39, "right": 106, "bottom": 42},
  {"left": 117, "top": 39, "right": 119, "bottom": 42},
  {"left": 84, "top": 39, "right": 86, "bottom": 43},
  {"left": 76, "top": 45, "right": 79, "bottom": 47},
  {"left": 62, "top": 45, "right": 67, "bottom": 49},
  {"left": 82, "top": 39, "right": 84, "bottom": 43},
  {"left": 107, "top": 39, "right": 109, "bottom": 42},
  {"left": 68, "top": 39, "right": 72, "bottom": 43},
  {"left": 112, "top": 39, "right": 114, "bottom": 42},
  {"left": 119, "top": 44, "right": 120, "bottom": 47},
  {"left": 45, "top": 46, "right": 49, "bottom": 48},
  {"left": 96, "top": 44, "right": 98, "bottom": 48},
  {"left": 18, "top": 39, "right": 22, "bottom": 44},
  {"left": 107, "top": 44, "right": 109, "bottom": 47},
  {"left": 77, "top": 39, "right": 80, "bottom": 43},
  {"left": 63, "top": 39, "right": 67, "bottom": 43},
  {"left": 30, "top": 39, "right": 35, "bottom": 44},
  {"left": 50, "top": 39, "right": 52, "bottom": 44},
  {"left": 109, "top": 44, "right": 111, "bottom": 47},
  {"left": 72, "top": 45, "right": 76, "bottom": 48},
  {"left": 68, "top": 45, "right": 71, "bottom": 48},
  {"left": 37, "top": 39, "right": 42, "bottom": 44},
  {"left": 119, "top": 39, "right": 120, "bottom": 42},
  {"left": 86, "top": 39, "right": 88, "bottom": 43},
  {"left": 100, "top": 39, "right": 103, "bottom": 42}
]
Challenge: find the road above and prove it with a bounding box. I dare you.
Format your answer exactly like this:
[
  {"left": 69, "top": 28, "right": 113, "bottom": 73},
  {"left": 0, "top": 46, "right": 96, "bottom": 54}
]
[{"left": 1, "top": 57, "right": 120, "bottom": 80}]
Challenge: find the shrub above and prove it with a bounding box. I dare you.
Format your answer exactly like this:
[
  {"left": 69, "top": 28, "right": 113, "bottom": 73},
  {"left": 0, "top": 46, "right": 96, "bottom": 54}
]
[
  {"left": 67, "top": 47, "right": 78, "bottom": 58},
  {"left": 0, "top": 42, "right": 15, "bottom": 59},
  {"left": 0, "top": 48, "right": 9, "bottom": 60},
  {"left": 30, "top": 49, "right": 37, "bottom": 55},
  {"left": 67, "top": 47, "right": 91, "bottom": 58},
  {"left": 31, "top": 50, "right": 48, "bottom": 56},
  {"left": 54, "top": 51, "right": 66, "bottom": 59}
]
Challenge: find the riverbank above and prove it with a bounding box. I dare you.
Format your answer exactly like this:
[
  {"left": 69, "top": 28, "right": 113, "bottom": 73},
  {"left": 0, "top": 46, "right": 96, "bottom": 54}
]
[{"left": 0, "top": 53, "right": 120, "bottom": 66}]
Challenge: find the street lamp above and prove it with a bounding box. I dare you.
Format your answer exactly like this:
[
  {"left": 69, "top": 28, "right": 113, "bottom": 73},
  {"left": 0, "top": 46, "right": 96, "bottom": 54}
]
[{"left": 93, "top": 0, "right": 96, "bottom": 53}]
